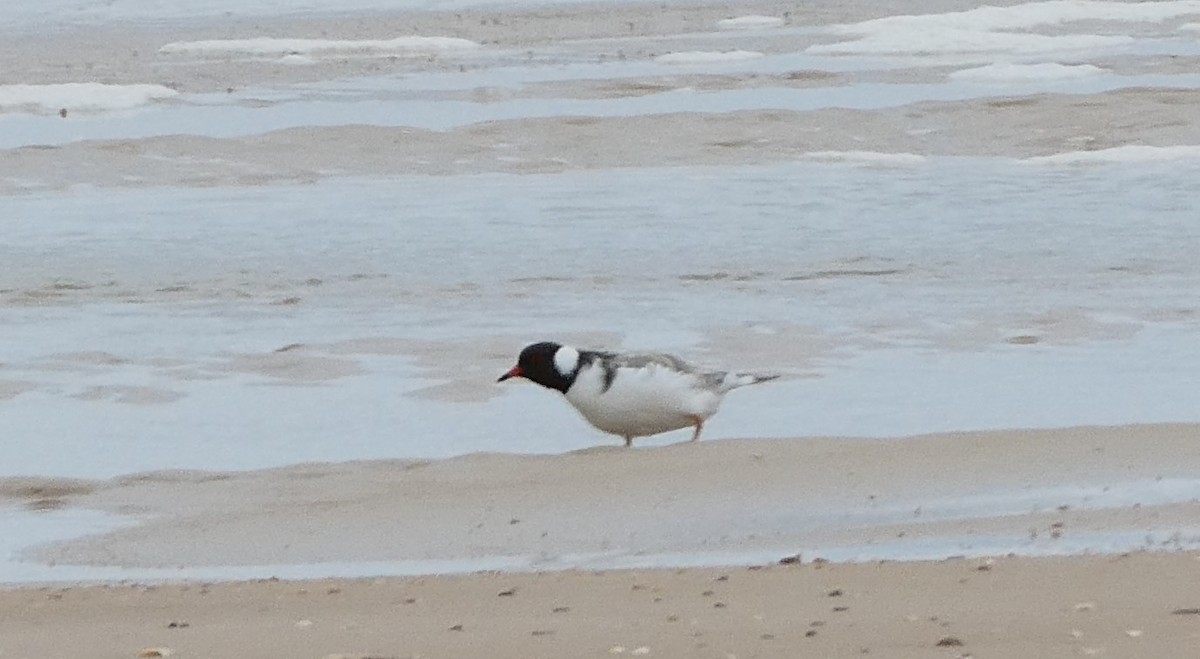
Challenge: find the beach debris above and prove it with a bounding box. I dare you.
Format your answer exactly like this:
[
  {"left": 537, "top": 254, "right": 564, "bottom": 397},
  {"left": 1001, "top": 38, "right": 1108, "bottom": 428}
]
[
  {"left": 1125, "top": 629, "right": 1143, "bottom": 638},
  {"left": 936, "top": 636, "right": 965, "bottom": 647},
  {"left": 1071, "top": 629, "right": 1083, "bottom": 638},
  {"left": 715, "top": 575, "right": 729, "bottom": 582},
  {"left": 531, "top": 630, "right": 555, "bottom": 636},
  {"left": 666, "top": 614, "right": 679, "bottom": 622},
  {"left": 609, "top": 646, "right": 627, "bottom": 654},
  {"left": 779, "top": 553, "right": 802, "bottom": 565},
  {"left": 1171, "top": 608, "right": 1200, "bottom": 615},
  {"left": 713, "top": 602, "right": 727, "bottom": 608},
  {"left": 1081, "top": 648, "right": 1104, "bottom": 656},
  {"left": 805, "top": 630, "right": 817, "bottom": 638},
  {"left": 631, "top": 648, "right": 651, "bottom": 656},
  {"left": 1074, "top": 602, "right": 1096, "bottom": 612},
  {"left": 498, "top": 587, "right": 516, "bottom": 597},
  {"left": 701, "top": 590, "right": 715, "bottom": 597},
  {"left": 827, "top": 589, "right": 843, "bottom": 597},
  {"left": 832, "top": 606, "right": 849, "bottom": 612},
  {"left": 166, "top": 621, "right": 189, "bottom": 628},
  {"left": 137, "top": 649, "right": 173, "bottom": 658},
  {"left": 295, "top": 619, "right": 314, "bottom": 628},
  {"left": 552, "top": 606, "right": 571, "bottom": 613},
  {"left": 449, "top": 624, "right": 463, "bottom": 631}
]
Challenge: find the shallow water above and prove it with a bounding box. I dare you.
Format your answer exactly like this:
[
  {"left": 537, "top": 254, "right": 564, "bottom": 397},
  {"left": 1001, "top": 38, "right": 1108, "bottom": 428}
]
[
  {"left": 3, "top": 158, "right": 1199, "bottom": 479},
  {"left": 8, "top": 68, "right": 1200, "bottom": 150}
]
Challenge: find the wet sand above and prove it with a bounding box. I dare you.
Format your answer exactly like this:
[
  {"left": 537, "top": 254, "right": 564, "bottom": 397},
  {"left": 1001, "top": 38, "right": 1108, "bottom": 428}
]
[
  {"left": 9, "top": 424, "right": 1200, "bottom": 572},
  {"left": 4, "top": 551, "right": 1200, "bottom": 658}
]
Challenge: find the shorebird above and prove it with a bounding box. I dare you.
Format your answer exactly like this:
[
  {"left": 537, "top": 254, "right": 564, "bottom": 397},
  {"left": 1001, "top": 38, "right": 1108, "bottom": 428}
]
[{"left": 498, "top": 341, "right": 778, "bottom": 446}]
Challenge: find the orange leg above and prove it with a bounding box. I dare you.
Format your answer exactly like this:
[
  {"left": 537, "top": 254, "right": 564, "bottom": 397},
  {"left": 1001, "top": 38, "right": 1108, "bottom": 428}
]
[{"left": 689, "top": 416, "right": 704, "bottom": 442}]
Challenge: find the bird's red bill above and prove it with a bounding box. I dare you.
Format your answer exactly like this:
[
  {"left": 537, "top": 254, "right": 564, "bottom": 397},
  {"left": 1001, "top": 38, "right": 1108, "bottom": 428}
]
[{"left": 497, "top": 365, "right": 523, "bottom": 382}]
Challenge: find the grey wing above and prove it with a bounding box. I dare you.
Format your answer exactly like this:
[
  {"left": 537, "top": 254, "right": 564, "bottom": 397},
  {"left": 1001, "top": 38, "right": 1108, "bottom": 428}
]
[
  {"left": 582, "top": 350, "right": 699, "bottom": 394},
  {"left": 610, "top": 351, "right": 698, "bottom": 373},
  {"left": 602, "top": 350, "right": 778, "bottom": 392},
  {"left": 612, "top": 352, "right": 731, "bottom": 389}
]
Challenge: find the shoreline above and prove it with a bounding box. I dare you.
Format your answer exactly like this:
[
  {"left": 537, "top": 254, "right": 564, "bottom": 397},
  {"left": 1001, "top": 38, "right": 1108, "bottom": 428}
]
[{"left": 5, "top": 424, "right": 1199, "bottom": 584}]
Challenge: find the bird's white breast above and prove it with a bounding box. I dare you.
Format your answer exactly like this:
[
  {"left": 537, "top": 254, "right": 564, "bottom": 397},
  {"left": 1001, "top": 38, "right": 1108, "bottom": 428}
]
[{"left": 563, "top": 362, "right": 724, "bottom": 438}]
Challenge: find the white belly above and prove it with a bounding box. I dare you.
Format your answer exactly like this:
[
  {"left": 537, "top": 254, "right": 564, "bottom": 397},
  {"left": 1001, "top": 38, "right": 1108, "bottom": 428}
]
[{"left": 564, "top": 363, "right": 723, "bottom": 438}]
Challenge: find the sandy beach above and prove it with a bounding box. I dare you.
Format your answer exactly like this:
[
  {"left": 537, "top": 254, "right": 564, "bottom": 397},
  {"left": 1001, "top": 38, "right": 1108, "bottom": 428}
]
[
  {"left": 4, "top": 0, "right": 1200, "bottom": 655},
  {"left": 4, "top": 551, "right": 1200, "bottom": 659}
]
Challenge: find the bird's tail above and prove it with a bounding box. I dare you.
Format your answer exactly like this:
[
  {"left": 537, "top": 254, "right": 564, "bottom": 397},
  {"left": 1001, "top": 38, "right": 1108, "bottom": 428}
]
[{"left": 719, "top": 372, "right": 780, "bottom": 392}]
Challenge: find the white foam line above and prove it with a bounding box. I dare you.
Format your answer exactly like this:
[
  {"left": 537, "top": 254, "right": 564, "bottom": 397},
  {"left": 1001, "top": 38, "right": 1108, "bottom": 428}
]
[
  {"left": 832, "top": 0, "right": 1200, "bottom": 34},
  {"left": 717, "top": 15, "right": 786, "bottom": 30},
  {"left": 803, "top": 151, "right": 928, "bottom": 166},
  {"left": 949, "top": 62, "right": 1108, "bottom": 82},
  {"left": 1026, "top": 144, "right": 1200, "bottom": 164},
  {"left": 159, "top": 36, "right": 481, "bottom": 56},
  {"left": 0, "top": 83, "right": 177, "bottom": 113},
  {"left": 810, "top": 0, "right": 1200, "bottom": 55},
  {"left": 654, "top": 50, "right": 764, "bottom": 64},
  {"left": 812, "top": 26, "right": 1132, "bottom": 55}
]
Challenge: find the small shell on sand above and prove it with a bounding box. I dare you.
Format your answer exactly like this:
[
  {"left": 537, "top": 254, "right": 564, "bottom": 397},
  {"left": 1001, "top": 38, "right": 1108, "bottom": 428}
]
[{"left": 138, "top": 649, "right": 174, "bottom": 658}]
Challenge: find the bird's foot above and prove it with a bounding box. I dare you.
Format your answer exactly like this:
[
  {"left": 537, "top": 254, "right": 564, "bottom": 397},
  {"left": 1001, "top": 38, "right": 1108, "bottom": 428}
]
[{"left": 689, "top": 417, "right": 704, "bottom": 442}]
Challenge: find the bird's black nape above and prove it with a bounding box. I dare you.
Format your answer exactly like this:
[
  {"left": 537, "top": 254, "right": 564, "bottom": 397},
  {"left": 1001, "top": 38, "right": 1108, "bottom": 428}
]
[{"left": 497, "top": 341, "right": 574, "bottom": 393}]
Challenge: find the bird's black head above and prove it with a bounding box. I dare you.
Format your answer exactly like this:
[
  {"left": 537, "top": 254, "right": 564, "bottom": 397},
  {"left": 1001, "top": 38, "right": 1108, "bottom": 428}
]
[{"left": 497, "top": 341, "right": 578, "bottom": 393}]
